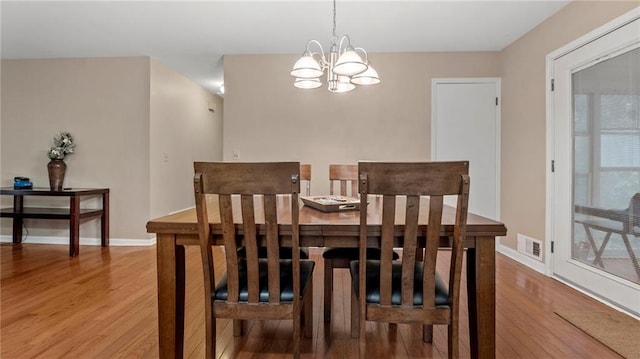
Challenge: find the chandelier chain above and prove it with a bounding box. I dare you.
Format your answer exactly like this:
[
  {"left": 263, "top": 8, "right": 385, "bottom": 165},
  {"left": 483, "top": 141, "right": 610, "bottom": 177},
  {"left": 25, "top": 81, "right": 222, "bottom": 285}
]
[{"left": 332, "top": 0, "right": 337, "bottom": 39}]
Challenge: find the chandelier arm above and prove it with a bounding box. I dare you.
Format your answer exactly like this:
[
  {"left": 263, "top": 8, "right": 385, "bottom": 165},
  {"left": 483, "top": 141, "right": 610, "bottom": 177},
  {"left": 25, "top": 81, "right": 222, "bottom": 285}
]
[
  {"left": 337, "top": 35, "right": 352, "bottom": 53},
  {"left": 354, "top": 47, "right": 369, "bottom": 62},
  {"left": 306, "top": 39, "right": 328, "bottom": 66}
]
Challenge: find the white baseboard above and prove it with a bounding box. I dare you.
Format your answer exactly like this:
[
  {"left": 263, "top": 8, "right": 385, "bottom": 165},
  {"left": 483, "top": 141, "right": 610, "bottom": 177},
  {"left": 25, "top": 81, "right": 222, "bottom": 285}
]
[
  {"left": 0, "top": 235, "right": 156, "bottom": 246},
  {"left": 497, "top": 242, "right": 547, "bottom": 274}
]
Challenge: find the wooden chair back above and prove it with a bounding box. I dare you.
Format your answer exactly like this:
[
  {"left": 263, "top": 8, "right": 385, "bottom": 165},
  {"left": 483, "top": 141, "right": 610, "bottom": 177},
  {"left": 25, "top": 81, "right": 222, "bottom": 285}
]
[
  {"left": 329, "top": 164, "right": 358, "bottom": 197},
  {"left": 193, "top": 161, "right": 303, "bottom": 356},
  {"left": 300, "top": 163, "right": 311, "bottom": 196},
  {"left": 356, "top": 161, "right": 470, "bottom": 357}
]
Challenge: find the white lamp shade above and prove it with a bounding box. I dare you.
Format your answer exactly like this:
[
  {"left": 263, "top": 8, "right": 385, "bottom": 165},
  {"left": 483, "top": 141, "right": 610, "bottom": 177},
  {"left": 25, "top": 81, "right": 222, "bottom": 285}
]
[
  {"left": 290, "top": 55, "right": 323, "bottom": 78},
  {"left": 333, "top": 50, "right": 367, "bottom": 76},
  {"left": 294, "top": 78, "right": 322, "bottom": 89},
  {"left": 328, "top": 76, "right": 356, "bottom": 93},
  {"left": 350, "top": 65, "right": 380, "bottom": 85}
]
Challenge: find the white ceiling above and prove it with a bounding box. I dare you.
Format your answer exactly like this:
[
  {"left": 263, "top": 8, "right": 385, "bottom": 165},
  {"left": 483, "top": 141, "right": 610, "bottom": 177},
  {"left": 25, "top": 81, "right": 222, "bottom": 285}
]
[{"left": 1, "top": 1, "right": 570, "bottom": 94}]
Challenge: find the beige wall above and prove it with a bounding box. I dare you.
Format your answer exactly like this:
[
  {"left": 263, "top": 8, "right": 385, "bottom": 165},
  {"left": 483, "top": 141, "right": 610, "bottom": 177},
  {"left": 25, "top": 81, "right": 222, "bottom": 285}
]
[
  {"left": 1, "top": 57, "right": 151, "bottom": 240},
  {"left": 1, "top": 57, "right": 223, "bottom": 242},
  {"left": 149, "top": 59, "right": 223, "bottom": 219},
  {"left": 224, "top": 52, "right": 500, "bottom": 194},
  {"left": 499, "top": 1, "right": 638, "bottom": 252}
]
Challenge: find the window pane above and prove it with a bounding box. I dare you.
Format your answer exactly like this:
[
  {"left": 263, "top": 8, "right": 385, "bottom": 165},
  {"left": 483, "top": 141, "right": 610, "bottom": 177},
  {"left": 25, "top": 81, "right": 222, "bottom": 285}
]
[
  {"left": 574, "top": 174, "right": 589, "bottom": 206},
  {"left": 599, "top": 171, "right": 640, "bottom": 208},
  {"left": 600, "top": 133, "right": 640, "bottom": 167},
  {"left": 572, "top": 46, "right": 640, "bottom": 284},
  {"left": 574, "top": 94, "right": 589, "bottom": 132},
  {"left": 601, "top": 95, "right": 640, "bottom": 129},
  {"left": 574, "top": 135, "right": 590, "bottom": 173}
]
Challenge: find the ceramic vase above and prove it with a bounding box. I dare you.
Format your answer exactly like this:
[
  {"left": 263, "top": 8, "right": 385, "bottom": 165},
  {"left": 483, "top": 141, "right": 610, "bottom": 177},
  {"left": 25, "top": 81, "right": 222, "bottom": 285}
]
[{"left": 47, "top": 159, "right": 66, "bottom": 191}]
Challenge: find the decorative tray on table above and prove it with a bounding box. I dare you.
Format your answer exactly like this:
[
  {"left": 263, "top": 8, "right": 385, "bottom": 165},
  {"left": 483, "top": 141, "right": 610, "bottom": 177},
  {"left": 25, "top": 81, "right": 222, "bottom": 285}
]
[{"left": 300, "top": 195, "right": 361, "bottom": 213}]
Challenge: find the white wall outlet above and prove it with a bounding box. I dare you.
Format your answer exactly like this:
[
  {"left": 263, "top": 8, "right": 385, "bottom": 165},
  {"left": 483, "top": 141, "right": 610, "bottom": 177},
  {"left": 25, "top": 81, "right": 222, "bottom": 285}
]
[
  {"left": 232, "top": 150, "right": 239, "bottom": 160},
  {"left": 162, "top": 152, "right": 169, "bottom": 162}
]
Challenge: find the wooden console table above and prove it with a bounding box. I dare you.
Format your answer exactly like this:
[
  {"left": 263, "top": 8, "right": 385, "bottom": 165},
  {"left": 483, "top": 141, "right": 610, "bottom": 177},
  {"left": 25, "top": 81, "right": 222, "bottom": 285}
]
[{"left": 0, "top": 187, "right": 109, "bottom": 257}]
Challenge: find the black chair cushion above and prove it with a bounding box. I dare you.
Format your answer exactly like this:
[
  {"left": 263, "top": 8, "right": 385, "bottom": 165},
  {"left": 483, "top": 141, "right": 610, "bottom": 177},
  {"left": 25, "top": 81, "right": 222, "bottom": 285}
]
[
  {"left": 214, "top": 259, "right": 315, "bottom": 302},
  {"left": 237, "top": 246, "right": 310, "bottom": 259},
  {"left": 322, "top": 247, "right": 400, "bottom": 260},
  {"left": 349, "top": 260, "right": 449, "bottom": 306}
]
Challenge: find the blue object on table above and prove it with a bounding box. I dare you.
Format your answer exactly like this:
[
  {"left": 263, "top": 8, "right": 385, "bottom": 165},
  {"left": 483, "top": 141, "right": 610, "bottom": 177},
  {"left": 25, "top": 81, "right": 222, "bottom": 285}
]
[{"left": 13, "top": 177, "right": 33, "bottom": 189}]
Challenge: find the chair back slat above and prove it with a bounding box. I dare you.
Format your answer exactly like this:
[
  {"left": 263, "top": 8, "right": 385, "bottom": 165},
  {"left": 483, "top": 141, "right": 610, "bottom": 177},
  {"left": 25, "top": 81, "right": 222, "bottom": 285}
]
[
  {"left": 194, "top": 173, "right": 216, "bottom": 298},
  {"left": 449, "top": 175, "right": 470, "bottom": 305},
  {"left": 330, "top": 164, "right": 358, "bottom": 197},
  {"left": 290, "top": 183, "right": 301, "bottom": 312},
  {"left": 401, "top": 195, "right": 420, "bottom": 306},
  {"left": 423, "top": 194, "right": 444, "bottom": 308},
  {"left": 240, "top": 194, "right": 261, "bottom": 303},
  {"left": 379, "top": 194, "right": 396, "bottom": 306},
  {"left": 219, "top": 194, "right": 240, "bottom": 303},
  {"left": 263, "top": 194, "right": 281, "bottom": 303}
]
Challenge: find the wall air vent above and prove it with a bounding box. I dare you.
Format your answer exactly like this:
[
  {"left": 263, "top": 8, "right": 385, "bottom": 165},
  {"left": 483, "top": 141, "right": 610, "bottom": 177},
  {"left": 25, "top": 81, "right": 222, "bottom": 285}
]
[{"left": 517, "top": 233, "right": 543, "bottom": 261}]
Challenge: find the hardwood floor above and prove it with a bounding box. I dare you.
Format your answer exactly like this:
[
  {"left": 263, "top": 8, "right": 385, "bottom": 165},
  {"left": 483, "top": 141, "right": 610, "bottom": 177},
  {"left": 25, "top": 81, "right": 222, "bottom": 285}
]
[{"left": 0, "top": 243, "right": 625, "bottom": 358}]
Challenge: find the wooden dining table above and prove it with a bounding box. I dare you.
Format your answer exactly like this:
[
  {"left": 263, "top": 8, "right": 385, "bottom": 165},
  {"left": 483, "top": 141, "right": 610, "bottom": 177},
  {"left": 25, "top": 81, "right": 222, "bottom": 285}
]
[{"left": 146, "top": 195, "right": 507, "bottom": 359}]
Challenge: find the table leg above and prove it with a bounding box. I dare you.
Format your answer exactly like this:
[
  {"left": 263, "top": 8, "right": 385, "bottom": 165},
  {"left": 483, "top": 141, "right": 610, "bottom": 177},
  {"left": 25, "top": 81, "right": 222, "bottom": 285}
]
[
  {"left": 467, "top": 236, "right": 496, "bottom": 359},
  {"left": 101, "top": 192, "right": 110, "bottom": 247},
  {"left": 12, "top": 195, "right": 24, "bottom": 243},
  {"left": 69, "top": 196, "right": 80, "bottom": 257},
  {"left": 466, "top": 247, "right": 478, "bottom": 358},
  {"left": 157, "top": 233, "right": 186, "bottom": 359}
]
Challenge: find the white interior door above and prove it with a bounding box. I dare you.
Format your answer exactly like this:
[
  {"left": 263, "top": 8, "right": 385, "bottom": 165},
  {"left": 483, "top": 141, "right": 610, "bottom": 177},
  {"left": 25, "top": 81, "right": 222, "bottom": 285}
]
[
  {"left": 550, "top": 13, "right": 640, "bottom": 315},
  {"left": 432, "top": 78, "right": 500, "bottom": 220}
]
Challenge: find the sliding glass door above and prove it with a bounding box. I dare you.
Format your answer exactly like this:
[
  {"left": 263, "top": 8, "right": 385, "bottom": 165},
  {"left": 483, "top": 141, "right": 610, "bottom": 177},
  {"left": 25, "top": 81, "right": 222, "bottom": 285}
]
[{"left": 551, "top": 15, "right": 640, "bottom": 315}]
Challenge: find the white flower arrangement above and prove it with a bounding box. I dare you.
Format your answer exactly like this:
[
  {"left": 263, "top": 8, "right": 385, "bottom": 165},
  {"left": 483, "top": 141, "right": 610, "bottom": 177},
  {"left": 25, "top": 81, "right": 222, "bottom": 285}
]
[{"left": 47, "top": 132, "right": 75, "bottom": 160}]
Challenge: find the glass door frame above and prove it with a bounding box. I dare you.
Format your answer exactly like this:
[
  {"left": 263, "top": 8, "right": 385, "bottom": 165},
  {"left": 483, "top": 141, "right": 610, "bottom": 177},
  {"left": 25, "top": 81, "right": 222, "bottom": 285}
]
[{"left": 545, "top": 7, "right": 640, "bottom": 316}]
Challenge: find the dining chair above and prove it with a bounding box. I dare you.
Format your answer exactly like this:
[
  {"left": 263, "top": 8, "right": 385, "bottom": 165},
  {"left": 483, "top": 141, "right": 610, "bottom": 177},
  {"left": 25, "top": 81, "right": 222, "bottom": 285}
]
[
  {"left": 300, "top": 163, "right": 312, "bottom": 196},
  {"left": 193, "top": 161, "right": 315, "bottom": 359},
  {"left": 329, "top": 164, "right": 357, "bottom": 197},
  {"left": 322, "top": 164, "right": 399, "bottom": 322},
  {"left": 350, "top": 161, "right": 470, "bottom": 358}
]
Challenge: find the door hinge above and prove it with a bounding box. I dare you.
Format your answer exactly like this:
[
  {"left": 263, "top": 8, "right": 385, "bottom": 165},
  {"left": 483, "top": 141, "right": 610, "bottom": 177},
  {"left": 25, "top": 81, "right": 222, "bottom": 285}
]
[
  {"left": 551, "top": 241, "right": 554, "bottom": 253},
  {"left": 495, "top": 97, "right": 499, "bottom": 106},
  {"left": 551, "top": 160, "right": 555, "bottom": 172},
  {"left": 551, "top": 79, "right": 555, "bottom": 91}
]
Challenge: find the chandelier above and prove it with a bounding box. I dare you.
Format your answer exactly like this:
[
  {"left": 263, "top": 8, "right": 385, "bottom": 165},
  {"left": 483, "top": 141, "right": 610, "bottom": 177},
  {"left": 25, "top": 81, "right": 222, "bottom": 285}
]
[{"left": 290, "top": 0, "right": 380, "bottom": 93}]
